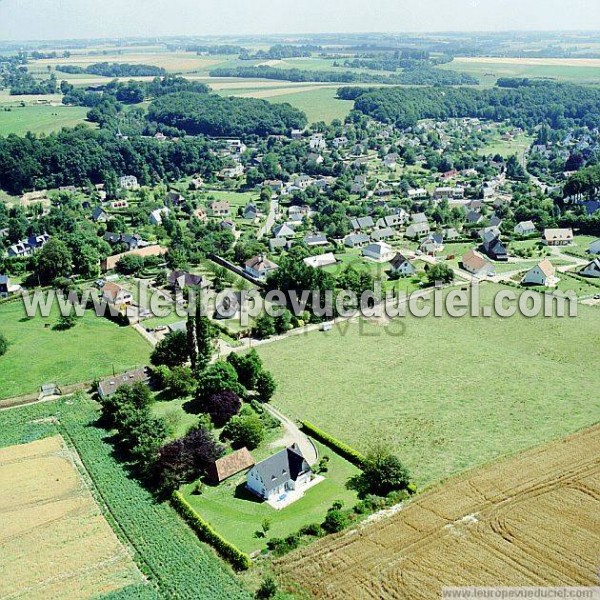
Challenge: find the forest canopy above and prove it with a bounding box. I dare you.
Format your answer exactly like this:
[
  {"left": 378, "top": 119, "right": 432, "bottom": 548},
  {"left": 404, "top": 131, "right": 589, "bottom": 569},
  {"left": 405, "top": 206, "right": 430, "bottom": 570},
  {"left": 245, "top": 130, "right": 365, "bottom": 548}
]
[{"left": 147, "top": 91, "right": 307, "bottom": 137}]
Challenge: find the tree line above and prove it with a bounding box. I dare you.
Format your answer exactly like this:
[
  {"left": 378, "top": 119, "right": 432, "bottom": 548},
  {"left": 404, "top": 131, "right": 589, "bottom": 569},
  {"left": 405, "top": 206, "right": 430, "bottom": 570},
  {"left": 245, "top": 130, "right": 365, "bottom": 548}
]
[
  {"left": 56, "top": 62, "right": 166, "bottom": 77},
  {"left": 341, "top": 80, "right": 600, "bottom": 130}
]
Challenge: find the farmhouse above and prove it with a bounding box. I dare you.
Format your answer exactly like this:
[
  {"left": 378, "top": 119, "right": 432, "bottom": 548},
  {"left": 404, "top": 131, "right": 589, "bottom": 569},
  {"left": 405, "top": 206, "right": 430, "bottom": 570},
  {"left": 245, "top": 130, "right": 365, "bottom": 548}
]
[
  {"left": 461, "top": 249, "right": 495, "bottom": 278},
  {"left": 245, "top": 255, "right": 278, "bottom": 280},
  {"left": 543, "top": 228, "right": 573, "bottom": 246},
  {"left": 521, "top": 260, "right": 558, "bottom": 286},
  {"left": 362, "top": 242, "right": 395, "bottom": 262},
  {"left": 580, "top": 258, "right": 600, "bottom": 278},
  {"left": 207, "top": 448, "right": 255, "bottom": 483},
  {"left": 97, "top": 368, "right": 151, "bottom": 401},
  {"left": 389, "top": 253, "right": 416, "bottom": 277},
  {"left": 246, "top": 444, "right": 312, "bottom": 503}
]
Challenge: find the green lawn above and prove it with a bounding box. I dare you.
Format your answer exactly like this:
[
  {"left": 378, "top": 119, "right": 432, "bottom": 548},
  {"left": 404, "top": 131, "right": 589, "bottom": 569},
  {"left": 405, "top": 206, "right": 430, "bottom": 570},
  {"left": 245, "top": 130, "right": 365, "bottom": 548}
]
[
  {"left": 181, "top": 440, "right": 360, "bottom": 554},
  {"left": 257, "top": 283, "right": 600, "bottom": 488},
  {"left": 268, "top": 87, "right": 354, "bottom": 124},
  {"left": 0, "top": 301, "right": 151, "bottom": 399},
  {"left": 477, "top": 133, "right": 534, "bottom": 159},
  {"left": 0, "top": 105, "right": 92, "bottom": 136}
]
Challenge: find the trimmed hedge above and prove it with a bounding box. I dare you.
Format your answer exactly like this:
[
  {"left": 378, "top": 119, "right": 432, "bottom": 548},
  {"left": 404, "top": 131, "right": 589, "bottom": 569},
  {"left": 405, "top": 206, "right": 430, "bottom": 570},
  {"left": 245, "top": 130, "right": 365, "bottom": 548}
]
[
  {"left": 301, "top": 421, "right": 366, "bottom": 467},
  {"left": 171, "top": 491, "right": 252, "bottom": 571}
]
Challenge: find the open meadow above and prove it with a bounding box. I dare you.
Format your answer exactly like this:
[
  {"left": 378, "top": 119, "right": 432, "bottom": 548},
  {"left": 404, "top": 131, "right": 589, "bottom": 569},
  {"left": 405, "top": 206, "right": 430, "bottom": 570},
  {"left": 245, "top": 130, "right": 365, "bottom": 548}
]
[
  {"left": 277, "top": 424, "right": 600, "bottom": 599},
  {"left": 0, "top": 104, "right": 91, "bottom": 136},
  {"left": 441, "top": 56, "right": 600, "bottom": 86},
  {"left": 257, "top": 283, "right": 600, "bottom": 487},
  {"left": 0, "top": 301, "right": 151, "bottom": 400},
  {"left": 0, "top": 435, "right": 143, "bottom": 599}
]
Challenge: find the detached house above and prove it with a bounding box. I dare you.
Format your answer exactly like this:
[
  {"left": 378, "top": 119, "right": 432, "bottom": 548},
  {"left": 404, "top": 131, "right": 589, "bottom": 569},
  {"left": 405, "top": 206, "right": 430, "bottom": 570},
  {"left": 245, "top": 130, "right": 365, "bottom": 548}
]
[
  {"left": 244, "top": 255, "right": 278, "bottom": 280},
  {"left": 580, "top": 258, "right": 600, "bottom": 278},
  {"left": 119, "top": 175, "right": 139, "bottom": 190},
  {"left": 102, "top": 282, "right": 133, "bottom": 306},
  {"left": 149, "top": 207, "right": 170, "bottom": 226},
  {"left": 246, "top": 444, "right": 312, "bottom": 503},
  {"left": 461, "top": 249, "right": 495, "bottom": 278},
  {"left": 587, "top": 239, "right": 600, "bottom": 255},
  {"left": 389, "top": 253, "right": 416, "bottom": 277},
  {"left": 207, "top": 201, "right": 231, "bottom": 217},
  {"left": 543, "top": 228, "right": 573, "bottom": 246},
  {"left": 480, "top": 232, "right": 508, "bottom": 261},
  {"left": 405, "top": 222, "right": 430, "bottom": 240},
  {"left": 362, "top": 241, "right": 395, "bottom": 262},
  {"left": 522, "top": 260, "right": 558, "bottom": 286},
  {"left": 514, "top": 221, "right": 536, "bottom": 236}
]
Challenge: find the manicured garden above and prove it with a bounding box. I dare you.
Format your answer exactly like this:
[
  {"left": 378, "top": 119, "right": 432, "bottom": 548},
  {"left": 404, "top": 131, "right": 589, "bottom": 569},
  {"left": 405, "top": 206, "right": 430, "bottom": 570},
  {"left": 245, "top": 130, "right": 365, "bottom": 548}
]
[{"left": 181, "top": 439, "right": 360, "bottom": 554}]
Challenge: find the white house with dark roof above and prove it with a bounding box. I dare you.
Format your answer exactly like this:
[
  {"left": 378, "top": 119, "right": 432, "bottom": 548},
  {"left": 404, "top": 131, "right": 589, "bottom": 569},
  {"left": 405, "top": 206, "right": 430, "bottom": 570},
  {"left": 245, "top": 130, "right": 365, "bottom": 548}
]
[
  {"left": 514, "top": 221, "right": 537, "bottom": 236},
  {"left": 244, "top": 255, "right": 278, "bottom": 280},
  {"left": 362, "top": 241, "right": 395, "bottom": 262},
  {"left": 389, "top": 253, "right": 416, "bottom": 277},
  {"left": 246, "top": 444, "right": 312, "bottom": 504},
  {"left": 580, "top": 257, "right": 600, "bottom": 278}
]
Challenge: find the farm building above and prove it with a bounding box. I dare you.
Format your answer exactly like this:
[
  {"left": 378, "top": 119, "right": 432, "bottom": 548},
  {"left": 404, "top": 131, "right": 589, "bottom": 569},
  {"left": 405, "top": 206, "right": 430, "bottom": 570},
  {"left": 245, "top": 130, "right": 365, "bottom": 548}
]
[
  {"left": 208, "top": 448, "right": 255, "bottom": 483},
  {"left": 98, "top": 368, "right": 151, "bottom": 401}
]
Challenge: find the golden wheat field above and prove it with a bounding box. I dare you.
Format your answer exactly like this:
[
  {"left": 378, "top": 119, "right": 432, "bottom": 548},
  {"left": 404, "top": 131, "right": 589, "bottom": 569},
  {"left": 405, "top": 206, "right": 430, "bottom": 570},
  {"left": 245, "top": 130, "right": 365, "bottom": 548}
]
[
  {"left": 0, "top": 435, "right": 143, "bottom": 599},
  {"left": 277, "top": 426, "right": 600, "bottom": 599}
]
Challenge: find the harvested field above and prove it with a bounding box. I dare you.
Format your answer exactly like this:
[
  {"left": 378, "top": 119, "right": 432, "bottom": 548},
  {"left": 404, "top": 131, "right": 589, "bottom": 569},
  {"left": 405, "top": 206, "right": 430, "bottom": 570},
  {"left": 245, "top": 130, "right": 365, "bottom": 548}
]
[
  {"left": 277, "top": 426, "right": 600, "bottom": 599},
  {"left": 0, "top": 435, "right": 143, "bottom": 599}
]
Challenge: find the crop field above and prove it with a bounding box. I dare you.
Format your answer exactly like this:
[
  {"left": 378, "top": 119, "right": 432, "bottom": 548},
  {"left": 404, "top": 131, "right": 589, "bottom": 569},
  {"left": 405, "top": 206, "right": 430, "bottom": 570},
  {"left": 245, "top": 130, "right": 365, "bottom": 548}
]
[
  {"left": 266, "top": 87, "right": 355, "bottom": 124},
  {"left": 441, "top": 57, "right": 600, "bottom": 86},
  {"left": 0, "top": 105, "right": 91, "bottom": 136},
  {"left": 277, "top": 425, "right": 600, "bottom": 599},
  {"left": 0, "top": 395, "right": 251, "bottom": 599},
  {"left": 0, "top": 301, "right": 151, "bottom": 400},
  {"left": 257, "top": 283, "right": 600, "bottom": 487},
  {"left": 0, "top": 435, "right": 143, "bottom": 599}
]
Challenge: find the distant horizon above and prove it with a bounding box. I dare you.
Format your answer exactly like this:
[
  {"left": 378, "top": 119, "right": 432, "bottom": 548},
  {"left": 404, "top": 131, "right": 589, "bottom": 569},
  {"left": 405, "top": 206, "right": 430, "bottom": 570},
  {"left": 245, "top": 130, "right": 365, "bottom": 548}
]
[
  {"left": 3, "top": 29, "right": 600, "bottom": 45},
  {"left": 1, "top": 0, "right": 598, "bottom": 43}
]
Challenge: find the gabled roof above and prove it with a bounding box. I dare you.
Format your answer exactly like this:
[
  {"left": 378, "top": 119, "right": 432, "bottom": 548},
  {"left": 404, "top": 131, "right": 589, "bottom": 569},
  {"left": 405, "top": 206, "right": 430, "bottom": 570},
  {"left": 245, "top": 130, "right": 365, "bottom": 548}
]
[
  {"left": 537, "top": 259, "right": 555, "bottom": 278},
  {"left": 208, "top": 448, "right": 255, "bottom": 482},
  {"left": 98, "top": 368, "right": 150, "bottom": 398},
  {"left": 371, "top": 227, "right": 394, "bottom": 241},
  {"left": 544, "top": 228, "right": 573, "bottom": 241},
  {"left": 245, "top": 255, "right": 278, "bottom": 272},
  {"left": 411, "top": 213, "right": 428, "bottom": 224},
  {"left": 462, "top": 249, "right": 490, "bottom": 273},
  {"left": 350, "top": 216, "right": 374, "bottom": 231},
  {"left": 252, "top": 444, "right": 310, "bottom": 493},
  {"left": 168, "top": 270, "right": 204, "bottom": 288},
  {"left": 389, "top": 253, "right": 412, "bottom": 270}
]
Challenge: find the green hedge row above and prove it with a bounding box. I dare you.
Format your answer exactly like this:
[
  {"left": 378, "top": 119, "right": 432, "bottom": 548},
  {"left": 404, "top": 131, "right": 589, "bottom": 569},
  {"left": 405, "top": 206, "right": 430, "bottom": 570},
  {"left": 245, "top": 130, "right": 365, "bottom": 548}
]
[
  {"left": 301, "top": 421, "right": 366, "bottom": 467},
  {"left": 171, "top": 491, "right": 252, "bottom": 571}
]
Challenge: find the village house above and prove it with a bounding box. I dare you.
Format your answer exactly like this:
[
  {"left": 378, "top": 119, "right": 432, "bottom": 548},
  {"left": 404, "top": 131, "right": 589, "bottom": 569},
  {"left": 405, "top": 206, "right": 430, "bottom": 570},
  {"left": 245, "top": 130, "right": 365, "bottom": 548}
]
[
  {"left": 243, "top": 203, "right": 258, "bottom": 220},
  {"left": 362, "top": 241, "right": 395, "bottom": 262},
  {"left": 370, "top": 227, "right": 395, "bottom": 242},
  {"left": 521, "top": 259, "right": 558, "bottom": 287},
  {"left": 219, "top": 164, "right": 245, "bottom": 179},
  {"left": 303, "top": 253, "right": 337, "bottom": 269},
  {"left": 220, "top": 219, "right": 236, "bottom": 232},
  {"left": 91, "top": 206, "right": 109, "bottom": 223},
  {"left": 119, "top": 175, "right": 139, "bottom": 190},
  {"left": 332, "top": 136, "right": 348, "bottom": 149},
  {"left": 304, "top": 234, "right": 329, "bottom": 247},
  {"left": 309, "top": 134, "right": 327, "bottom": 151},
  {"left": 543, "top": 228, "right": 574, "bottom": 246},
  {"left": 480, "top": 232, "right": 508, "bottom": 261},
  {"left": 165, "top": 191, "right": 185, "bottom": 206},
  {"left": 7, "top": 234, "right": 50, "bottom": 258},
  {"left": 350, "top": 216, "right": 375, "bottom": 232},
  {"left": 103, "top": 233, "right": 145, "bottom": 251},
  {"left": 587, "top": 239, "right": 600, "bottom": 255},
  {"left": 97, "top": 368, "right": 151, "bottom": 401},
  {"left": 269, "top": 238, "right": 293, "bottom": 253},
  {"left": 405, "top": 222, "right": 430, "bottom": 240},
  {"left": 246, "top": 444, "right": 313, "bottom": 503},
  {"left": 344, "top": 233, "right": 370, "bottom": 248},
  {"left": 149, "top": 207, "right": 170, "bottom": 226},
  {"left": 420, "top": 233, "right": 444, "bottom": 256},
  {"left": 514, "top": 221, "right": 536, "bottom": 236},
  {"left": 168, "top": 270, "right": 206, "bottom": 291},
  {"left": 207, "top": 201, "right": 231, "bottom": 217},
  {"left": 443, "top": 227, "right": 460, "bottom": 241},
  {"left": 389, "top": 253, "right": 416, "bottom": 277},
  {"left": 461, "top": 249, "right": 495, "bottom": 278},
  {"left": 244, "top": 255, "right": 278, "bottom": 280},
  {"left": 407, "top": 188, "right": 428, "bottom": 200},
  {"left": 580, "top": 258, "right": 600, "bottom": 278},
  {"left": 272, "top": 223, "right": 295, "bottom": 239},
  {"left": 101, "top": 282, "right": 133, "bottom": 306}
]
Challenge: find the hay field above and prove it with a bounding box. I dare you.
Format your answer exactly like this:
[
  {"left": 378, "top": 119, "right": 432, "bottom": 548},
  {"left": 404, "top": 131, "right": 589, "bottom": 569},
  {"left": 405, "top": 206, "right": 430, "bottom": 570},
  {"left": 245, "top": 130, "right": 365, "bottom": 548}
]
[
  {"left": 278, "top": 425, "right": 600, "bottom": 599},
  {"left": 0, "top": 435, "right": 143, "bottom": 599}
]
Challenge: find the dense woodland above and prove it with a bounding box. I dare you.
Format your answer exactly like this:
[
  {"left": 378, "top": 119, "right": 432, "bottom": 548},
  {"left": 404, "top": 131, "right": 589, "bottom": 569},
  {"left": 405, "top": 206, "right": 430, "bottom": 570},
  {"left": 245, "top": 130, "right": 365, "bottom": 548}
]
[
  {"left": 56, "top": 62, "right": 167, "bottom": 77},
  {"left": 147, "top": 91, "right": 308, "bottom": 137},
  {"left": 341, "top": 80, "right": 600, "bottom": 130}
]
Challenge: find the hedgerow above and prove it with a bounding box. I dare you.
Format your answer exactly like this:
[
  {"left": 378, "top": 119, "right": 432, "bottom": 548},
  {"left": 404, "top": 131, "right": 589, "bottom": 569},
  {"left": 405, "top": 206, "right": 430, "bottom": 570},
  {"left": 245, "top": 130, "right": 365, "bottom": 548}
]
[
  {"left": 301, "top": 421, "right": 366, "bottom": 467},
  {"left": 0, "top": 397, "right": 251, "bottom": 599},
  {"left": 171, "top": 491, "right": 252, "bottom": 571}
]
